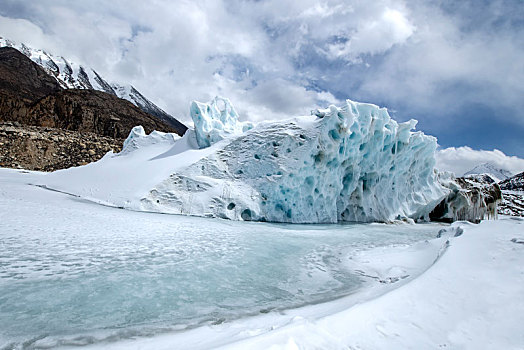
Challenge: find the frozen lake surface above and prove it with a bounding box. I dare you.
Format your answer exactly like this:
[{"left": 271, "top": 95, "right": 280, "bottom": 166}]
[{"left": 0, "top": 169, "right": 443, "bottom": 349}]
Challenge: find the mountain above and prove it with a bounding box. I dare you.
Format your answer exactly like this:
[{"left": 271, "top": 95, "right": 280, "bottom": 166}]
[
  {"left": 463, "top": 162, "right": 513, "bottom": 182},
  {"left": 0, "top": 46, "right": 185, "bottom": 171},
  {"left": 0, "top": 37, "right": 187, "bottom": 135},
  {"left": 0, "top": 46, "right": 177, "bottom": 138}
]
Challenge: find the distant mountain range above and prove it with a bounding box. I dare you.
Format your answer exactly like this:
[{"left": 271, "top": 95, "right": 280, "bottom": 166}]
[
  {"left": 464, "top": 162, "right": 513, "bottom": 182},
  {"left": 0, "top": 37, "right": 186, "bottom": 135}
]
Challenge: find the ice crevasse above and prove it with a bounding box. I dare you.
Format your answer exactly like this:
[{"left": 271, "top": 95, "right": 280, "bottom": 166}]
[{"left": 135, "top": 97, "right": 448, "bottom": 223}]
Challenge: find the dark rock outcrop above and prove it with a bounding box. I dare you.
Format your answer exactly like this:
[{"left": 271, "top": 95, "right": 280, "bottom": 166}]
[
  {"left": 0, "top": 47, "right": 62, "bottom": 102},
  {"left": 20, "top": 89, "right": 178, "bottom": 139},
  {"left": 430, "top": 174, "right": 502, "bottom": 223}
]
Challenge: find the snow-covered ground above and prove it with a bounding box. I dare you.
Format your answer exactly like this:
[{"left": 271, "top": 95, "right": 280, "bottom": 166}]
[{"left": 1, "top": 168, "right": 523, "bottom": 349}]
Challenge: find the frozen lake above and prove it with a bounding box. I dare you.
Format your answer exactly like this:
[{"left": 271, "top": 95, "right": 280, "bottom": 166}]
[{"left": 0, "top": 169, "right": 443, "bottom": 349}]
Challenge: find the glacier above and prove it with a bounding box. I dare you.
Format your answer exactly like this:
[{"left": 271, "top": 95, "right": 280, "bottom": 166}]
[
  {"left": 42, "top": 96, "right": 450, "bottom": 223},
  {"left": 140, "top": 98, "right": 448, "bottom": 223}
]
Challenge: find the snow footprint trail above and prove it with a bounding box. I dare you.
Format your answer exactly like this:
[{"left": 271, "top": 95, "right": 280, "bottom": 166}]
[{"left": 0, "top": 169, "right": 446, "bottom": 350}]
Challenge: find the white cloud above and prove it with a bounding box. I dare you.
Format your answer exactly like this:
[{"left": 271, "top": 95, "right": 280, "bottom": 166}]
[
  {"left": 327, "top": 8, "right": 415, "bottom": 60},
  {"left": 355, "top": 2, "right": 524, "bottom": 125},
  {"left": 0, "top": 16, "right": 61, "bottom": 53},
  {"left": 436, "top": 147, "right": 524, "bottom": 176},
  {"left": 0, "top": 0, "right": 522, "bottom": 157}
]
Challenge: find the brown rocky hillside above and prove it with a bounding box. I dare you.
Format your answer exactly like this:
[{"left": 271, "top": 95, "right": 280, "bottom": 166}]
[{"left": 0, "top": 46, "right": 186, "bottom": 171}]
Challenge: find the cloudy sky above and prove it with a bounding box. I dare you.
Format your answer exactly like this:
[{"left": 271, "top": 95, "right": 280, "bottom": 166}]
[{"left": 1, "top": 0, "right": 523, "bottom": 173}]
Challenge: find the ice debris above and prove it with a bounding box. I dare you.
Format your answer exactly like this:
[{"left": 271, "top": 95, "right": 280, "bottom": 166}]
[
  {"left": 191, "top": 96, "right": 253, "bottom": 148},
  {"left": 140, "top": 98, "right": 450, "bottom": 223}
]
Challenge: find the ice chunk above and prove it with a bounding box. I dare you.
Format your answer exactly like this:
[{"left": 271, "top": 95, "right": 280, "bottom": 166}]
[
  {"left": 190, "top": 96, "right": 253, "bottom": 148},
  {"left": 121, "top": 126, "right": 179, "bottom": 154}
]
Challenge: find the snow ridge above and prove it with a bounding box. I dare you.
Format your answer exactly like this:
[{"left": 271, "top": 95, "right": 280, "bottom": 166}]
[{"left": 464, "top": 162, "right": 513, "bottom": 182}]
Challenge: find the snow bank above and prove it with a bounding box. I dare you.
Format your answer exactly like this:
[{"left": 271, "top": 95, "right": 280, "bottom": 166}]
[
  {"left": 215, "top": 218, "right": 524, "bottom": 350},
  {"left": 43, "top": 97, "right": 449, "bottom": 223}
]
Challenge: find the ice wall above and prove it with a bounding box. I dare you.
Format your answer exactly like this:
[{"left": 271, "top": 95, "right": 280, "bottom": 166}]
[
  {"left": 140, "top": 99, "right": 449, "bottom": 223},
  {"left": 190, "top": 96, "right": 253, "bottom": 148}
]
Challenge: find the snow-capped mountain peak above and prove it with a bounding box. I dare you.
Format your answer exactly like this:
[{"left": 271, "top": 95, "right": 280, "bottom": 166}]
[
  {"left": 0, "top": 37, "right": 116, "bottom": 94},
  {"left": 463, "top": 162, "right": 513, "bottom": 182},
  {"left": 0, "top": 37, "right": 187, "bottom": 134}
]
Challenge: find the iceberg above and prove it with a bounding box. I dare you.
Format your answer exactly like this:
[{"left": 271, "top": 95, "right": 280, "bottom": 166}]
[
  {"left": 138, "top": 98, "right": 449, "bottom": 223},
  {"left": 43, "top": 97, "right": 453, "bottom": 223}
]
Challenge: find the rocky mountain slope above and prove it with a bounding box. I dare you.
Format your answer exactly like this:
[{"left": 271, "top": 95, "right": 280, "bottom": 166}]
[
  {"left": 499, "top": 171, "right": 524, "bottom": 191},
  {"left": 461, "top": 163, "right": 523, "bottom": 217},
  {"left": 0, "top": 47, "right": 177, "bottom": 138},
  {"left": 0, "top": 47, "right": 61, "bottom": 102},
  {"left": 498, "top": 172, "right": 524, "bottom": 216},
  {"left": 0, "top": 37, "right": 187, "bottom": 135},
  {"left": 0, "top": 121, "right": 122, "bottom": 171},
  {"left": 455, "top": 168, "right": 524, "bottom": 217},
  {"left": 0, "top": 46, "right": 182, "bottom": 171},
  {"left": 499, "top": 192, "right": 524, "bottom": 216}
]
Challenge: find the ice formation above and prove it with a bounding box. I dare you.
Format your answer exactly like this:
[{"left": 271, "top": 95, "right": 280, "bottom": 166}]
[
  {"left": 138, "top": 98, "right": 449, "bottom": 223},
  {"left": 191, "top": 96, "right": 253, "bottom": 148},
  {"left": 121, "top": 125, "right": 180, "bottom": 154}
]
